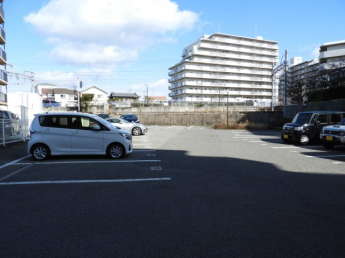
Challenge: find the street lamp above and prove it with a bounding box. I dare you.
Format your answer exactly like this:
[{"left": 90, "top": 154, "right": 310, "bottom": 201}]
[{"left": 146, "top": 84, "right": 148, "bottom": 103}]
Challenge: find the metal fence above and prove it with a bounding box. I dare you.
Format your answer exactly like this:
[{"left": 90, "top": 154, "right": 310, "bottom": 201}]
[{"left": 0, "top": 118, "right": 29, "bottom": 146}]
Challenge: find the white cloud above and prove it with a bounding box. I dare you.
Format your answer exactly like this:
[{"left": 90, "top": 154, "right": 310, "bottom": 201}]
[{"left": 24, "top": 0, "right": 199, "bottom": 64}]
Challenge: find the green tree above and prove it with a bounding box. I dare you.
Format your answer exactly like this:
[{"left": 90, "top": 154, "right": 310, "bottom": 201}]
[
  {"left": 287, "top": 81, "right": 305, "bottom": 104},
  {"left": 80, "top": 95, "right": 93, "bottom": 112}
]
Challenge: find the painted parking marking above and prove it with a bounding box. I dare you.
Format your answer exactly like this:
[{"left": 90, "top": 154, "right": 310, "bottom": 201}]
[
  {"left": 0, "top": 178, "right": 171, "bottom": 186},
  {"left": 272, "top": 146, "right": 299, "bottom": 149},
  {"left": 0, "top": 163, "right": 35, "bottom": 182},
  {"left": 306, "top": 155, "right": 345, "bottom": 158},
  {"left": 188, "top": 126, "right": 193, "bottom": 129},
  {"left": 0, "top": 155, "right": 31, "bottom": 170},
  {"left": 151, "top": 166, "right": 162, "bottom": 171},
  {"left": 15, "top": 160, "right": 161, "bottom": 165}
]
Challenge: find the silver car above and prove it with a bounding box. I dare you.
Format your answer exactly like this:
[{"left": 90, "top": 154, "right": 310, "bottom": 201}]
[
  {"left": 320, "top": 118, "right": 345, "bottom": 149},
  {"left": 106, "top": 117, "right": 147, "bottom": 136}
]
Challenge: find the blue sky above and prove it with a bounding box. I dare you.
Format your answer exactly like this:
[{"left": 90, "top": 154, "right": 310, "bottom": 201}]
[{"left": 4, "top": 0, "right": 345, "bottom": 99}]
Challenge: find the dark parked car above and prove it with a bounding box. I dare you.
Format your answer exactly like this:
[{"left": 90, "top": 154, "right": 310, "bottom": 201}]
[
  {"left": 43, "top": 100, "right": 61, "bottom": 107},
  {"left": 281, "top": 111, "right": 345, "bottom": 145},
  {"left": 97, "top": 113, "right": 110, "bottom": 119},
  {"left": 120, "top": 114, "right": 139, "bottom": 123}
]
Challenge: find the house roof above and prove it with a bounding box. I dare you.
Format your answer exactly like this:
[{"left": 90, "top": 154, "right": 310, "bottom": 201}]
[
  {"left": 150, "top": 96, "right": 167, "bottom": 101},
  {"left": 81, "top": 86, "right": 108, "bottom": 94},
  {"left": 110, "top": 92, "right": 140, "bottom": 98}
]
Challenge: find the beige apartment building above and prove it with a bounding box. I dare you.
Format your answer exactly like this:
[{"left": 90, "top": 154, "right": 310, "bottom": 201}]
[{"left": 168, "top": 33, "right": 279, "bottom": 107}]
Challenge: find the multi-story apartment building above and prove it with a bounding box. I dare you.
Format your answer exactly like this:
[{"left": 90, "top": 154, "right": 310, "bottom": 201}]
[
  {"left": 278, "top": 40, "right": 345, "bottom": 105},
  {"left": 168, "top": 33, "right": 279, "bottom": 107},
  {"left": 288, "top": 58, "right": 319, "bottom": 103},
  {"left": 319, "top": 40, "right": 345, "bottom": 86},
  {"left": 0, "top": 0, "right": 7, "bottom": 106},
  {"left": 319, "top": 40, "right": 345, "bottom": 70}
]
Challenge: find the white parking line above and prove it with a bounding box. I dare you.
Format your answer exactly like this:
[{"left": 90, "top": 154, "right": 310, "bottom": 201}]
[
  {"left": 306, "top": 155, "right": 345, "bottom": 158},
  {"left": 0, "top": 163, "right": 35, "bottom": 182},
  {"left": 15, "top": 160, "right": 161, "bottom": 165},
  {"left": 0, "top": 155, "right": 31, "bottom": 170},
  {"left": 272, "top": 146, "right": 299, "bottom": 149},
  {"left": 0, "top": 177, "right": 172, "bottom": 186},
  {"left": 188, "top": 126, "right": 193, "bottom": 129},
  {"left": 166, "top": 126, "right": 174, "bottom": 129}
]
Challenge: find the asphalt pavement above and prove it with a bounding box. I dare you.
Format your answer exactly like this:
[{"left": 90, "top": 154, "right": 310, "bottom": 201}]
[{"left": 1, "top": 126, "right": 345, "bottom": 258}]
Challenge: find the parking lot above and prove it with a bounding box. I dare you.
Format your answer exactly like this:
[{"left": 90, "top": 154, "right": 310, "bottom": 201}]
[{"left": 1, "top": 126, "right": 345, "bottom": 257}]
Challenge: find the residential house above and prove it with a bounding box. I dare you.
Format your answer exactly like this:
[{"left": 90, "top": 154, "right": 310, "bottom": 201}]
[
  {"left": 80, "top": 86, "right": 108, "bottom": 107},
  {"left": 149, "top": 96, "right": 168, "bottom": 105},
  {"left": 109, "top": 92, "right": 140, "bottom": 107}
]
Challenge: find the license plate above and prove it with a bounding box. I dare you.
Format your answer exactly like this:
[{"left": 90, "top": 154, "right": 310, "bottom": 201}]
[
  {"left": 283, "top": 134, "right": 288, "bottom": 139},
  {"left": 326, "top": 136, "right": 333, "bottom": 141}
]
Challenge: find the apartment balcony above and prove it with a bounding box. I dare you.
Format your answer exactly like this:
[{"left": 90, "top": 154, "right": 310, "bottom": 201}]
[
  {"left": 192, "top": 49, "right": 277, "bottom": 63},
  {"left": 0, "top": 91, "right": 6, "bottom": 105},
  {"left": 198, "top": 42, "right": 278, "bottom": 57},
  {"left": 0, "top": 26, "right": 5, "bottom": 44},
  {"left": 319, "top": 49, "right": 345, "bottom": 59},
  {"left": 170, "top": 71, "right": 271, "bottom": 82},
  {"left": 0, "top": 47, "right": 6, "bottom": 64},
  {"left": 191, "top": 57, "right": 273, "bottom": 70},
  {"left": 205, "top": 37, "right": 279, "bottom": 50},
  {"left": 169, "top": 89, "right": 272, "bottom": 97},
  {"left": 169, "top": 63, "right": 272, "bottom": 77},
  {"left": 0, "top": 4, "right": 4, "bottom": 23},
  {"left": 0, "top": 69, "right": 7, "bottom": 85}
]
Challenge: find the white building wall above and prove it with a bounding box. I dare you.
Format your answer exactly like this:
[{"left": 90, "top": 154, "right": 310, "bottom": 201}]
[{"left": 5, "top": 93, "right": 43, "bottom": 133}]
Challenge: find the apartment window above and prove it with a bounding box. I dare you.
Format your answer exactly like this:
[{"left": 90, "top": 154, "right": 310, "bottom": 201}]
[{"left": 98, "top": 94, "right": 103, "bottom": 98}]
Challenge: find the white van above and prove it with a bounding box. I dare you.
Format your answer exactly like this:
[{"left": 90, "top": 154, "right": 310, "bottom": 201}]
[{"left": 27, "top": 112, "right": 133, "bottom": 161}]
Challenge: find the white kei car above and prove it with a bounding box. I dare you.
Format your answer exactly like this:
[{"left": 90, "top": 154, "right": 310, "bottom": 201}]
[{"left": 106, "top": 117, "right": 147, "bottom": 136}]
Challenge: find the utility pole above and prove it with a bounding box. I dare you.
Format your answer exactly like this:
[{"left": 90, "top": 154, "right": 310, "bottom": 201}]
[
  {"left": 77, "top": 78, "right": 80, "bottom": 112},
  {"left": 146, "top": 85, "right": 148, "bottom": 103},
  {"left": 6, "top": 67, "right": 35, "bottom": 92},
  {"left": 284, "top": 49, "right": 288, "bottom": 107}
]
